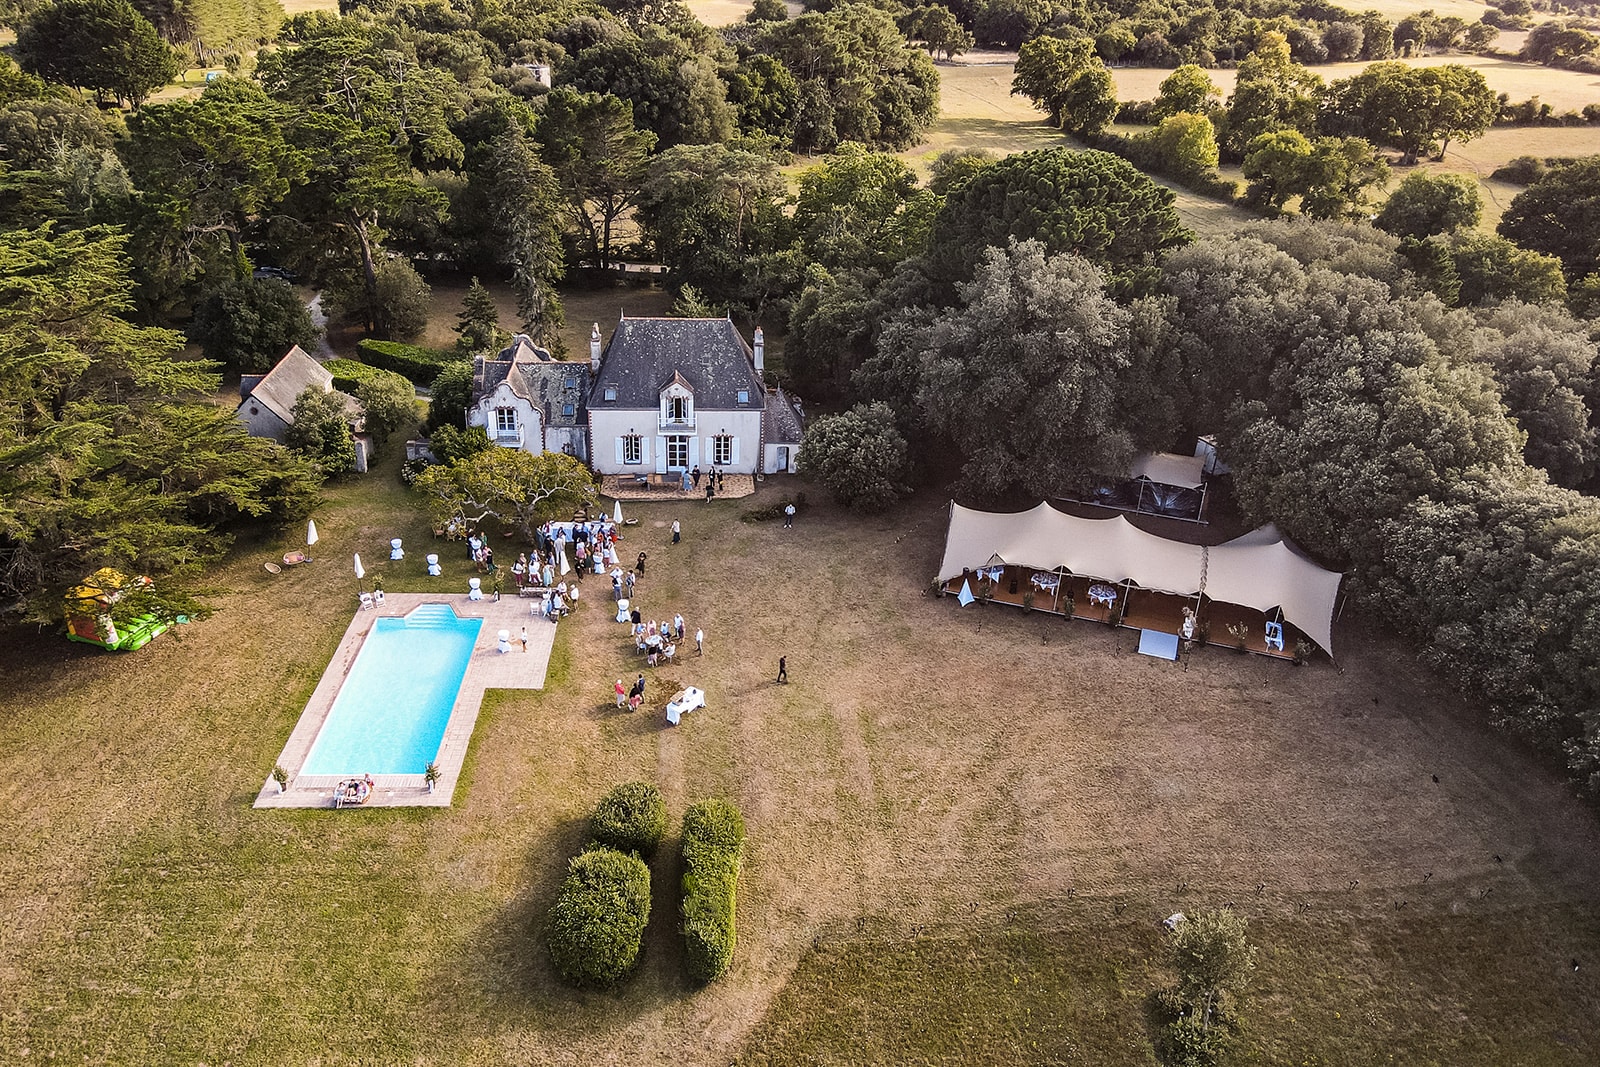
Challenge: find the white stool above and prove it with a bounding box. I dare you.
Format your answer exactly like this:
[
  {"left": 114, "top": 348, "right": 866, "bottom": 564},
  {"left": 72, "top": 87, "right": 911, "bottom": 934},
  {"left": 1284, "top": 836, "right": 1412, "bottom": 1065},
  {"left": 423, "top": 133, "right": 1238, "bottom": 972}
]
[
  {"left": 426, "top": 553, "right": 441, "bottom": 576},
  {"left": 616, "top": 597, "right": 630, "bottom": 623},
  {"left": 390, "top": 538, "right": 404, "bottom": 560},
  {"left": 496, "top": 629, "right": 511, "bottom": 653},
  {"left": 468, "top": 577, "right": 483, "bottom": 601}
]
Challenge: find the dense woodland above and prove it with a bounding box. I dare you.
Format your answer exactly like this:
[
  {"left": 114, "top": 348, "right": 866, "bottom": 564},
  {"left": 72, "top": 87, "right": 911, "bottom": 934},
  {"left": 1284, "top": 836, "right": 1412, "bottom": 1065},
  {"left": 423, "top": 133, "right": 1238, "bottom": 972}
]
[{"left": 6, "top": 0, "right": 1600, "bottom": 794}]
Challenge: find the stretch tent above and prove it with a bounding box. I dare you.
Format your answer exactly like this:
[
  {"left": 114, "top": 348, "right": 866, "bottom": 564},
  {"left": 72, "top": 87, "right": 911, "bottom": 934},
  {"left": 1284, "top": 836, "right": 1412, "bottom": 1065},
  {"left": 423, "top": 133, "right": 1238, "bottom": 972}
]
[{"left": 936, "top": 502, "right": 1343, "bottom": 656}]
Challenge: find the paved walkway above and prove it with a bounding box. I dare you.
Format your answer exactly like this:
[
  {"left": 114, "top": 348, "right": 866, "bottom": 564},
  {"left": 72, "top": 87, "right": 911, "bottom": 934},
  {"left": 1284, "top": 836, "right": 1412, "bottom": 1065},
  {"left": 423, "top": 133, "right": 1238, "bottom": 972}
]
[
  {"left": 601, "top": 473, "right": 756, "bottom": 501},
  {"left": 254, "top": 592, "right": 558, "bottom": 810}
]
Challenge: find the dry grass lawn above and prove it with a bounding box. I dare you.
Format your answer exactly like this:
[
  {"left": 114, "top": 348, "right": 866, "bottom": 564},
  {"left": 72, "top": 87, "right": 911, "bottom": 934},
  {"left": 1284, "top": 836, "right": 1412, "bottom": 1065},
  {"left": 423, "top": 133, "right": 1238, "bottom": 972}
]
[
  {"left": 1110, "top": 53, "right": 1600, "bottom": 114},
  {"left": 3, "top": 440, "right": 1600, "bottom": 1064},
  {"left": 411, "top": 278, "right": 676, "bottom": 359}
]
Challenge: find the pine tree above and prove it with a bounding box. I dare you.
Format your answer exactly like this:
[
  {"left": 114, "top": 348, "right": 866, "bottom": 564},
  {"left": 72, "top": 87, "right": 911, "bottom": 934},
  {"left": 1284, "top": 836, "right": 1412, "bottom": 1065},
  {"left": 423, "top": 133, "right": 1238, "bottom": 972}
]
[{"left": 454, "top": 277, "right": 508, "bottom": 356}]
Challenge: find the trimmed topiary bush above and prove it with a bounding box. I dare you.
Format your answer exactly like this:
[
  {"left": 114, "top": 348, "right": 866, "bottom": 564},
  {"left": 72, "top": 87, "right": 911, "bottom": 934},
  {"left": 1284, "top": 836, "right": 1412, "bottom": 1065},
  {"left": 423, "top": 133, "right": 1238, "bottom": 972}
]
[
  {"left": 680, "top": 798, "right": 745, "bottom": 984},
  {"left": 546, "top": 847, "right": 651, "bottom": 988},
  {"left": 355, "top": 339, "right": 455, "bottom": 386},
  {"left": 591, "top": 781, "right": 668, "bottom": 859},
  {"left": 323, "top": 358, "right": 393, "bottom": 393}
]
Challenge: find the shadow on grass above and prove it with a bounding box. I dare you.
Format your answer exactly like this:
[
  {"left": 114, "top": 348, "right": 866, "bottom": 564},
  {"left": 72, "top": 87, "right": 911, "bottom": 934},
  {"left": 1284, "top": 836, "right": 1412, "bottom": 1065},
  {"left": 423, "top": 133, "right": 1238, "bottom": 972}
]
[{"left": 447, "top": 814, "right": 696, "bottom": 1032}]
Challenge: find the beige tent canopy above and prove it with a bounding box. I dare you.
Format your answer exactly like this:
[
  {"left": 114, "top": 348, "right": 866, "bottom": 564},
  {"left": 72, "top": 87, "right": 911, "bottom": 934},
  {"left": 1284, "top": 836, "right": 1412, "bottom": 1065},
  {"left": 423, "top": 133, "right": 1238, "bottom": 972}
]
[
  {"left": 1129, "top": 452, "right": 1206, "bottom": 490},
  {"left": 937, "top": 502, "right": 1343, "bottom": 655}
]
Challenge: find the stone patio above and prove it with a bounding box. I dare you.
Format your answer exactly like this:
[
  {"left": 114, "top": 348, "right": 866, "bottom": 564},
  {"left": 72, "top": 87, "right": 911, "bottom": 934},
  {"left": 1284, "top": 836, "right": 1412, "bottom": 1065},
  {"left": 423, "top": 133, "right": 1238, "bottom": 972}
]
[
  {"left": 601, "top": 472, "right": 756, "bottom": 500},
  {"left": 254, "top": 592, "right": 559, "bottom": 810}
]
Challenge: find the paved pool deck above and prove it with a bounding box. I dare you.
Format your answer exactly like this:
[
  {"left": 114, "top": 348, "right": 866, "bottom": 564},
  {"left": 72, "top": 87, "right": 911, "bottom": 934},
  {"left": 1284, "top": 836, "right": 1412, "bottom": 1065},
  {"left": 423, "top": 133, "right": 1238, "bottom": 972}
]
[{"left": 254, "top": 592, "right": 559, "bottom": 810}]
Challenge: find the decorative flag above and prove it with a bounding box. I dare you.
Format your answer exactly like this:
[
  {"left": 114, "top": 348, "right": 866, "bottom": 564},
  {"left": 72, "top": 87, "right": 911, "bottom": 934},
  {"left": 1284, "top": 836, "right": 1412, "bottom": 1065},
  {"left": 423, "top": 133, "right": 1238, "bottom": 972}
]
[
  {"left": 957, "top": 580, "right": 975, "bottom": 607},
  {"left": 613, "top": 499, "right": 623, "bottom": 524},
  {"left": 306, "top": 519, "right": 319, "bottom": 547},
  {"left": 354, "top": 554, "right": 365, "bottom": 580}
]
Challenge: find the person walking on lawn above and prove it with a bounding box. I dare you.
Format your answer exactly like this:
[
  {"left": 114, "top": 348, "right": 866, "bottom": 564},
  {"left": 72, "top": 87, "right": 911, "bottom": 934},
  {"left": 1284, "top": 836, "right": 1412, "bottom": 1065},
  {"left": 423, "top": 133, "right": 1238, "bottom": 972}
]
[
  {"left": 671, "top": 519, "right": 680, "bottom": 544},
  {"left": 777, "top": 656, "right": 787, "bottom": 683}
]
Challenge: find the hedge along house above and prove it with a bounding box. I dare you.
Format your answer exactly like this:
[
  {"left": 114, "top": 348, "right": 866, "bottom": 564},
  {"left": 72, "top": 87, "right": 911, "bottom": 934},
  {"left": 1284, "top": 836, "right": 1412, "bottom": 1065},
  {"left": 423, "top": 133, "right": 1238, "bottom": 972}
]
[
  {"left": 586, "top": 315, "right": 802, "bottom": 477},
  {"left": 238, "top": 345, "right": 370, "bottom": 472},
  {"left": 467, "top": 334, "right": 591, "bottom": 462}
]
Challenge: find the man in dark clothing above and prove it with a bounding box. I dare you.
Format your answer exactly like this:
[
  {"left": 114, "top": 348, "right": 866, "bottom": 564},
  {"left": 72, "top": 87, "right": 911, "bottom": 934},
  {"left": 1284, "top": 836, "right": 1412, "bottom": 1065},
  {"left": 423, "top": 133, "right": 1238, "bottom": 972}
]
[
  {"left": 691, "top": 465, "right": 702, "bottom": 488},
  {"left": 777, "top": 656, "right": 787, "bottom": 683},
  {"left": 630, "top": 674, "right": 646, "bottom": 700}
]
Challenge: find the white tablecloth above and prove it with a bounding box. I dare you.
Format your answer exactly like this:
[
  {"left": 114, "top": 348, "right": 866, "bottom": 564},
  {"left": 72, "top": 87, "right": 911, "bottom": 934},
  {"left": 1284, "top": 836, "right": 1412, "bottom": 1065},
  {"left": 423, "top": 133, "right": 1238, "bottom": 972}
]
[
  {"left": 1030, "top": 574, "right": 1059, "bottom": 593},
  {"left": 666, "top": 687, "right": 705, "bottom": 726},
  {"left": 1088, "top": 584, "right": 1117, "bottom": 607}
]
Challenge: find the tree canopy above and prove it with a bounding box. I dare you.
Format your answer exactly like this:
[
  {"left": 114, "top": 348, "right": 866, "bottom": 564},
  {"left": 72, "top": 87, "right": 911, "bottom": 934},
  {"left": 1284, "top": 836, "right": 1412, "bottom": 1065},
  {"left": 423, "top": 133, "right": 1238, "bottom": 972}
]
[
  {"left": 1498, "top": 157, "right": 1600, "bottom": 280},
  {"left": 926, "top": 149, "right": 1190, "bottom": 283},
  {"left": 16, "top": 0, "right": 181, "bottom": 107}
]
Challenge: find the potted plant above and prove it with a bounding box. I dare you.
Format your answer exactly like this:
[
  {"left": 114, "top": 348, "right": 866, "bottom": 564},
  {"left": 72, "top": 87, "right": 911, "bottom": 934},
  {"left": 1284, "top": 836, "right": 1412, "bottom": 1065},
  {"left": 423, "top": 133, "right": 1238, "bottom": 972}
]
[
  {"left": 1021, "top": 588, "right": 1035, "bottom": 613},
  {"left": 424, "top": 762, "right": 441, "bottom": 794},
  {"left": 1061, "top": 590, "right": 1075, "bottom": 621},
  {"left": 272, "top": 764, "right": 289, "bottom": 794},
  {"left": 1227, "top": 622, "right": 1249, "bottom": 653},
  {"left": 1293, "top": 639, "right": 1314, "bottom": 666}
]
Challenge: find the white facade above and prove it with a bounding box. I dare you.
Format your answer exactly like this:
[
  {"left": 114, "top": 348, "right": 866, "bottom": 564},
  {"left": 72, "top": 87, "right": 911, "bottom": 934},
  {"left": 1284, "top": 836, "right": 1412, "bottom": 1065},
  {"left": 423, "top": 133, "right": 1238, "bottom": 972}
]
[
  {"left": 764, "top": 442, "right": 800, "bottom": 475},
  {"left": 589, "top": 407, "right": 763, "bottom": 476},
  {"left": 468, "top": 381, "right": 544, "bottom": 452}
]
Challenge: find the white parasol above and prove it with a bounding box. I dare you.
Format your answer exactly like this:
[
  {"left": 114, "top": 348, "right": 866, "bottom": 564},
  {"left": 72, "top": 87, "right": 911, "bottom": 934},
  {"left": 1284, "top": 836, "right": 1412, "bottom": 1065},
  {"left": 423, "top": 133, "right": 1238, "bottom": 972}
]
[
  {"left": 354, "top": 553, "right": 365, "bottom": 580},
  {"left": 613, "top": 499, "right": 623, "bottom": 524},
  {"left": 306, "top": 519, "right": 319, "bottom": 547}
]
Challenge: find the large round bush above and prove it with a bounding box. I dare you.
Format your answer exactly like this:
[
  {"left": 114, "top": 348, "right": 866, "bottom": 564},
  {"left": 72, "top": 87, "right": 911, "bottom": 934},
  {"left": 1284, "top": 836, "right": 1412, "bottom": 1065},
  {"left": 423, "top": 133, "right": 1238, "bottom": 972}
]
[
  {"left": 590, "top": 781, "right": 668, "bottom": 858},
  {"left": 546, "top": 847, "right": 651, "bottom": 988}
]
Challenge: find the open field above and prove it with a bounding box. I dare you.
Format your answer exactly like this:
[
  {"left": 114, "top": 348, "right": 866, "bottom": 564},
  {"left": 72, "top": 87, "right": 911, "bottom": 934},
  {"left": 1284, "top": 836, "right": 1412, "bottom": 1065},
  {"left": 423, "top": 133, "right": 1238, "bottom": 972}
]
[
  {"left": 901, "top": 62, "right": 1259, "bottom": 236},
  {"left": 411, "top": 278, "right": 676, "bottom": 359},
  {"left": 3, "top": 437, "right": 1600, "bottom": 1064},
  {"left": 1109, "top": 52, "right": 1600, "bottom": 113}
]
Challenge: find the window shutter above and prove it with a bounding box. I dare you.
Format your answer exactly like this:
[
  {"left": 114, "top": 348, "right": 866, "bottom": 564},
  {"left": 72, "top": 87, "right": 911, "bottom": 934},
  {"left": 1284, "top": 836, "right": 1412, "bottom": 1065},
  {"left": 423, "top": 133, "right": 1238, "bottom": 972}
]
[
  {"left": 655, "top": 437, "right": 667, "bottom": 474},
  {"left": 689, "top": 436, "right": 699, "bottom": 467},
  {"left": 731, "top": 436, "right": 740, "bottom": 466},
  {"left": 615, "top": 437, "right": 624, "bottom": 464}
]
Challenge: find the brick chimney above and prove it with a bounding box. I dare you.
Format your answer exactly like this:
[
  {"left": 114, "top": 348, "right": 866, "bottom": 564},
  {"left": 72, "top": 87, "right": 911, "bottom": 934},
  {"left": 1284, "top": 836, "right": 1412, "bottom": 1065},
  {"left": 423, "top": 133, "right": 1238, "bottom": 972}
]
[
  {"left": 753, "top": 326, "right": 765, "bottom": 375},
  {"left": 589, "top": 323, "right": 602, "bottom": 373}
]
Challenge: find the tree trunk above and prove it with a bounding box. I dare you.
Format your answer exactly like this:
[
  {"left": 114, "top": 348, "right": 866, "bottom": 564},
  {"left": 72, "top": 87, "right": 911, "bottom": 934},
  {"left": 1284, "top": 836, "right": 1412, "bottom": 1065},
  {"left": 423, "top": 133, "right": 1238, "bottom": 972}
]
[{"left": 350, "top": 211, "right": 380, "bottom": 334}]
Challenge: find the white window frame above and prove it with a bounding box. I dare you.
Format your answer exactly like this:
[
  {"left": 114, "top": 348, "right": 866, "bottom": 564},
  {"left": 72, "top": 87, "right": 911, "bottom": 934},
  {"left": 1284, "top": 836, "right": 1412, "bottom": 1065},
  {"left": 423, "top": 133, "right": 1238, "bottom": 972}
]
[
  {"left": 667, "top": 435, "right": 689, "bottom": 469},
  {"left": 603, "top": 385, "right": 618, "bottom": 402},
  {"left": 623, "top": 434, "right": 642, "bottom": 465},
  {"left": 495, "top": 407, "right": 517, "bottom": 433},
  {"left": 668, "top": 396, "right": 689, "bottom": 422},
  {"left": 712, "top": 433, "right": 733, "bottom": 466},
  {"left": 737, "top": 390, "right": 750, "bottom": 405}
]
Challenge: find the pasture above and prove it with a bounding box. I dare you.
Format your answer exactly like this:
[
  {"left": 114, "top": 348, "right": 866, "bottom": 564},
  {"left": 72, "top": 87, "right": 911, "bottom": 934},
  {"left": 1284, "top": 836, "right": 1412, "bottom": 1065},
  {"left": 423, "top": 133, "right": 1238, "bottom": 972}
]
[{"left": 2, "top": 438, "right": 1599, "bottom": 1064}]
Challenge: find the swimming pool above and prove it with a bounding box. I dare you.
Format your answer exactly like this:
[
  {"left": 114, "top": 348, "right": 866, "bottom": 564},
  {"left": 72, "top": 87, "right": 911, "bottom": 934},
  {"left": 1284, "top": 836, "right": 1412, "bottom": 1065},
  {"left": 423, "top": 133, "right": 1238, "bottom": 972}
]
[{"left": 300, "top": 605, "right": 482, "bottom": 775}]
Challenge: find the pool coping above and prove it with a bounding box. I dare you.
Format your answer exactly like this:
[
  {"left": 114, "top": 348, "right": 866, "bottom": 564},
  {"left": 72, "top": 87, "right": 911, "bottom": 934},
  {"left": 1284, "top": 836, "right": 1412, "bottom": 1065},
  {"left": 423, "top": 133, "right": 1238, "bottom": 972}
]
[{"left": 254, "top": 592, "right": 558, "bottom": 809}]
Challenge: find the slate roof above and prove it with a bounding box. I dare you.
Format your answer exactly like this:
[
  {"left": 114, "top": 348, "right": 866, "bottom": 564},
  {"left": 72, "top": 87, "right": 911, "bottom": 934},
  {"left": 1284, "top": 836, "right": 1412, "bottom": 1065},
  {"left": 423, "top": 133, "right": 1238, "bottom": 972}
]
[
  {"left": 589, "top": 317, "right": 764, "bottom": 411},
  {"left": 474, "top": 336, "right": 589, "bottom": 428},
  {"left": 241, "top": 345, "right": 333, "bottom": 424},
  {"left": 765, "top": 387, "right": 804, "bottom": 445}
]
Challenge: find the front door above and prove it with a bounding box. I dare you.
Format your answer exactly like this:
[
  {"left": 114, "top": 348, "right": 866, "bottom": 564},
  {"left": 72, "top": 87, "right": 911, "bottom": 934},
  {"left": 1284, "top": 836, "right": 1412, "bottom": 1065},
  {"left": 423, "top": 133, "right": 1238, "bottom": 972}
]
[
  {"left": 777, "top": 446, "right": 788, "bottom": 473},
  {"left": 667, "top": 435, "right": 689, "bottom": 471}
]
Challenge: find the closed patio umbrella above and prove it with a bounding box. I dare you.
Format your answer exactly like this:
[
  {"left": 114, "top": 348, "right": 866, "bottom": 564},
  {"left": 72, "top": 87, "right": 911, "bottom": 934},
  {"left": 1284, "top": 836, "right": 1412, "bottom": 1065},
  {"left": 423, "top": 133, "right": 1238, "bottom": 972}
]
[{"left": 613, "top": 499, "right": 623, "bottom": 524}]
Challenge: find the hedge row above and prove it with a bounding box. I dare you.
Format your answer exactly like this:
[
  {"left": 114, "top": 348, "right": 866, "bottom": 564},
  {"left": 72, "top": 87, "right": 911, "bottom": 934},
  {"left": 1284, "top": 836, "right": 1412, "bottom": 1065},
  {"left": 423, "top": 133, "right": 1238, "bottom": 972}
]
[
  {"left": 355, "top": 338, "right": 455, "bottom": 386},
  {"left": 546, "top": 847, "right": 651, "bottom": 988},
  {"left": 591, "top": 781, "right": 668, "bottom": 859},
  {"left": 322, "top": 358, "right": 392, "bottom": 393},
  {"left": 680, "top": 798, "right": 745, "bottom": 984}
]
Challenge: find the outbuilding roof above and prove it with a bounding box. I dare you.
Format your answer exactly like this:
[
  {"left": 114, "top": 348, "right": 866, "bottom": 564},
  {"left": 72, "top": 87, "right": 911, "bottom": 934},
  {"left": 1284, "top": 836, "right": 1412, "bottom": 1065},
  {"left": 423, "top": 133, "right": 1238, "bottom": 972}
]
[
  {"left": 242, "top": 345, "right": 332, "bottom": 424},
  {"left": 589, "top": 317, "right": 764, "bottom": 411},
  {"left": 764, "top": 387, "right": 804, "bottom": 445}
]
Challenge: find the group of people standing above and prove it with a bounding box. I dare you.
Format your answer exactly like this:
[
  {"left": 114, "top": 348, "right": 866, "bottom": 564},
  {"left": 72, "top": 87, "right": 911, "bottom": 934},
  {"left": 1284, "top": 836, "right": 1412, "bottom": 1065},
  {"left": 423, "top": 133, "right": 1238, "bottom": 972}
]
[{"left": 690, "top": 466, "right": 726, "bottom": 502}]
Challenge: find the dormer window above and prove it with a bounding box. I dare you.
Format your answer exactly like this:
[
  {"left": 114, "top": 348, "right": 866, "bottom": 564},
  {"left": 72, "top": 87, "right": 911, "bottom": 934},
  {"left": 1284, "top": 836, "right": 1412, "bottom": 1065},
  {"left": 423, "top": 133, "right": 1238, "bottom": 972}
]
[
  {"left": 737, "top": 390, "right": 750, "bottom": 405},
  {"left": 669, "top": 396, "right": 688, "bottom": 421},
  {"left": 603, "top": 385, "right": 618, "bottom": 402},
  {"left": 562, "top": 402, "right": 575, "bottom": 417}
]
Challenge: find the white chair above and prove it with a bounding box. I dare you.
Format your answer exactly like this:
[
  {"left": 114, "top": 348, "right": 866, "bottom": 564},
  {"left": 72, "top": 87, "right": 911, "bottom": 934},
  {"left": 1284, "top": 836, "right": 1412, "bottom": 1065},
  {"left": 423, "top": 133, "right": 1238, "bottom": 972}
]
[
  {"left": 390, "top": 538, "right": 404, "bottom": 560},
  {"left": 468, "top": 577, "right": 483, "bottom": 601},
  {"left": 426, "top": 553, "right": 441, "bottom": 576},
  {"left": 358, "top": 592, "right": 374, "bottom": 610},
  {"left": 1264, "top": 621, "right": 1285, "bottom": 652},
  {"left": 373, "top": 589, "right": 384, "bottom": 606}
]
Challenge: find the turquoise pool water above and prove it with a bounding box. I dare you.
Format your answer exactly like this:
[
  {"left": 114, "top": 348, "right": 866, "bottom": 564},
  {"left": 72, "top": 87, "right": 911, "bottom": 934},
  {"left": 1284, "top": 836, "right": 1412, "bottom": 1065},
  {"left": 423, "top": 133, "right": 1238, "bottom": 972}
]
[{"left": 302, "top": 605, "right": 482, "bottom": 775}]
